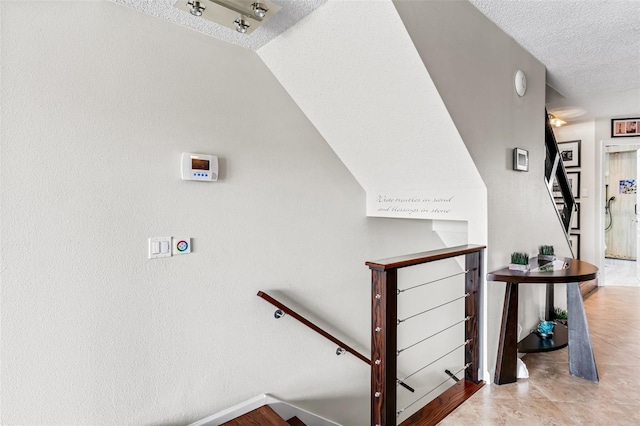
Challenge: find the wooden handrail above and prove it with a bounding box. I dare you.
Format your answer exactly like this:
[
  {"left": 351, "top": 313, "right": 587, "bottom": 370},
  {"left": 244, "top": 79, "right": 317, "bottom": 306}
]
[
  {"left": 257, "top": 291, "right": 371, "bottom": 365},
  {"left": 257, "top": 290, "right": 416, "bottom": 394},
  {"left": 366, "top": 244, "right": 486, "bottom": 271}
]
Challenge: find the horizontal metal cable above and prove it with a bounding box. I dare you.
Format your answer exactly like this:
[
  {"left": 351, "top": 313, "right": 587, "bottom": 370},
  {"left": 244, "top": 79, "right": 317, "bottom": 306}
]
[
  {"left": 397, "top": 270, "right": 469, "bottom": 294},
  {"left": 397, "top": 362, "right": 472, "bottom": 417},
  {"left": 399, "top": 339, "right": 471, "bottom": 383},
  {"left": 398, "top": 293, "right": 470, "bottom": 325},
  {"left": 397, "top": 316, "right": 472, "bottom": 356}
]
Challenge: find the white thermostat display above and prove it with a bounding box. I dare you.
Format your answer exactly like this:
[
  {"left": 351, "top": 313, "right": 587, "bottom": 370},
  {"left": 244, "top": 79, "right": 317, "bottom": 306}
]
[{"left": 181, "top": 153, "right": 218, "bottom": 181}]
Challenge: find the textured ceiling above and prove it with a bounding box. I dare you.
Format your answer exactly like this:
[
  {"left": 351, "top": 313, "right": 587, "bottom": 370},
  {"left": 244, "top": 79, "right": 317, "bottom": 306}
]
[
  {"left": 114, "top": 0, "right": 327, "bottom": 51},
  {"left": 469, "top": 0, "right": 640, "bottom": 121},
  {"left": 117, "top": 0, "right": 640, "bottom": 122}
]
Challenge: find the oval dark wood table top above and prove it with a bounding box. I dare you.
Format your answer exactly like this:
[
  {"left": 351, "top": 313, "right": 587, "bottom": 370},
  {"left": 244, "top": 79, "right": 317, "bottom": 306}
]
[{"left": 487, "top": 257, "right": 598, "bottom": 284}]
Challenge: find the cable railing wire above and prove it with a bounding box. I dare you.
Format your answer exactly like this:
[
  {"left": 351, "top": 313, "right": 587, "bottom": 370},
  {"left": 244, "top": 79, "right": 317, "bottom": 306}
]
[
  {"left": 397, "top": 363, "right": 472, "bottom": 417},
  {"left": 397, "top": 270, "right": 471, "bottom": 294},
  {"left": 397, "top": 316, "right": 472, "bottom": 356},
  {"left": 398, "top": 293, "right": 470, "bottom": 325},
  {"left": 398, "top": 339, "right": 471, "bottom": 383}
]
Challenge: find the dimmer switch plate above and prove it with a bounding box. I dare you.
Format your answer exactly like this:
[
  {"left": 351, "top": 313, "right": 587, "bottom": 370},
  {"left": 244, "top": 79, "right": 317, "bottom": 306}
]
[{"left": 149, "top": 237, "right": 172, "bottom": 259}]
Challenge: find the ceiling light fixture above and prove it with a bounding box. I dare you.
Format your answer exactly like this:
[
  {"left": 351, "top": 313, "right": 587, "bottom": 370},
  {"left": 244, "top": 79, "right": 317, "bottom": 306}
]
[
  {"left": 234, "top": 17, "right": 250, "bottom": 34},
  {"left": 548, "top": 113, "right": 567, "bottom": 127},
  {"left": 251, "top": 2, "right": 268, "bottom": 18},
  {"left": 187, "top": 0, "right": 205, "bottom": 16},
  {"left": 176, "top": 0, "right": 280, "bottom": 35}
]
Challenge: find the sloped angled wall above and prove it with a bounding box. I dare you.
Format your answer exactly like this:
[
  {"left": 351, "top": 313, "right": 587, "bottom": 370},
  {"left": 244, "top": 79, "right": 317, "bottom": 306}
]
[
  {"left": 393, "top": 0, "right": 572, "bottom": 376},
  {"left": 258, "top": 0, "right": 487, "bottom": 245}
]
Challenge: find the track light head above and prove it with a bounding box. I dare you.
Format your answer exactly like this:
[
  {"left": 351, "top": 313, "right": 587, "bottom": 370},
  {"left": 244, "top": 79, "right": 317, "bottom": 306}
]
[
  {"left": 251, "top": 2, "right": 268, "bottom": 18},
  {"left": 234, "top": 18, "right": 250, "bottom": 33},
  {"left": 187, "top": 0, "right": 205, "bottom": 17}
]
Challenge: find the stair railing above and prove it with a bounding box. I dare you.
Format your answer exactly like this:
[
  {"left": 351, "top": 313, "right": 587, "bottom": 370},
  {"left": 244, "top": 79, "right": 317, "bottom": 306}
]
[
  {"left": 257, "top": 291, "right": 416, "bottom": 393},
  {"left": 545, "top": 109, "right": 578, "bottom": 255},
  {"left": 366, "top": 244, "right": 485, "bottom": 426},
  {"left": 257, "top": 291, "right": 369, "bottom": 364}
]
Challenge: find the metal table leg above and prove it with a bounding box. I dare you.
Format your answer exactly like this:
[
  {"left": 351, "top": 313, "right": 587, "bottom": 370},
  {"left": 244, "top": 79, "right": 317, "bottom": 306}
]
[{"left": 566, "top": 282, "right": 599, "bottom": 382}]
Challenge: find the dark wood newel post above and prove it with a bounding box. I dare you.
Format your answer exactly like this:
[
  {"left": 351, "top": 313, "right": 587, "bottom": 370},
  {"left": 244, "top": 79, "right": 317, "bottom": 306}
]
[
  {"left": 464, "top": 250, "right": 482, "bottom": 383},
  {"left": 370, "top": 267, "right": 398, "bottom": 426}
]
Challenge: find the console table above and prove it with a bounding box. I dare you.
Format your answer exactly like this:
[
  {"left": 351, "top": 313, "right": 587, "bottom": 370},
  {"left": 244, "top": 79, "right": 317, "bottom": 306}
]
[{"left": 488, "top": 258, "right": 599, "bottom": 385}]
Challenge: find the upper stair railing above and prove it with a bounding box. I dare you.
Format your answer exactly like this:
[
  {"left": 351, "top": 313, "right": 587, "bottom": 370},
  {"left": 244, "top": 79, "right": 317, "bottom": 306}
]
[{"left": 545, "top": 110, "right": 578, "bottom": 255}]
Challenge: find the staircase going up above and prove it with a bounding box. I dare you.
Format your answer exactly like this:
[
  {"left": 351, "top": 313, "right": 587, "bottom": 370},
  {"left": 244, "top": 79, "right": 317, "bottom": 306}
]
[{"left": 544, "top": 109, "right": 578, "bottom": 256}]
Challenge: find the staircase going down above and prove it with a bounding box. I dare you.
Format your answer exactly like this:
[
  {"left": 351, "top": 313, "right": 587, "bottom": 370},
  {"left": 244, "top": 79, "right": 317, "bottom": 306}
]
[{"left": 221, "top": 405, "right": 306, "bottom": 426}]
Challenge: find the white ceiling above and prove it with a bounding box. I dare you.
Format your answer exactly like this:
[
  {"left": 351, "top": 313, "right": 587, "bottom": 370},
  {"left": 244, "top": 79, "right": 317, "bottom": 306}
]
[
  {"left": 468, "top": 0, "right": 640, "bottom": 123},
  {"left": 116, "top": 0, "right": 640, "bottom": 123}
]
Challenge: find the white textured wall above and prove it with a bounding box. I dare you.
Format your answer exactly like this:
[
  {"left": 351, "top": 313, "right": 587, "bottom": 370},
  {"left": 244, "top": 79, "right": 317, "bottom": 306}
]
[
  {"left": 0, "top": 2, "right": 447, "bottom": 424},
  {"left": 393, "top": 0, "right": 572, "bottom": 375}
]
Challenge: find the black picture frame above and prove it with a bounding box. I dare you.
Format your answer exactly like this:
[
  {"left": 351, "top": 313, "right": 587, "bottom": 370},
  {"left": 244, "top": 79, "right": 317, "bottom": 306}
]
[
  {"left": 569, "top": 234, "right": 580, "bottom": 259},
  {"left": 571, "top": 202, "right": 580, "bottom": 231},
  {"left": 567, "top": 171, "right": 580, "bottom": 199},
  {"left": 558, "top": 140, "right": 581, "bottom": 168},
  {"left": 611, "top": 118, "right": 640, "bottom": 138}
]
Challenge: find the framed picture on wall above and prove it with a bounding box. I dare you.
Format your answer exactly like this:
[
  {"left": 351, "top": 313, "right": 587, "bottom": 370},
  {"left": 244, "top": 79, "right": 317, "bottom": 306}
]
[
  {"left": 571, "top": 202, "right": 580, "bottom": 231},
  {"left": 558, "top": 140, "right": 581, "bottom": 167},
  {"left": 619, "top": 179, "right": 637, "bottom": 194},
  {"left": 611, "top": 118, "right": 640, "bottom": 138},
  {"left": 567, "top": 171, "right": 580, "bottom": 198},
  {"left": 569, "top": 234, "right": 580, "bottom": 259}
]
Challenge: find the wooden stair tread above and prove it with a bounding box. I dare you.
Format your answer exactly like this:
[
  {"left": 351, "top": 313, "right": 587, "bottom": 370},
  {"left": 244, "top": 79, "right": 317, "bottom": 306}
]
[
  {"left": 399, "top": 379, "right": 484, "bottom": 426},
  {"left": 286, "top": 416, "right": 306, "bottom": 426},
  {"left": 221, "top": 405, "right": 289, "bottom": 426}
]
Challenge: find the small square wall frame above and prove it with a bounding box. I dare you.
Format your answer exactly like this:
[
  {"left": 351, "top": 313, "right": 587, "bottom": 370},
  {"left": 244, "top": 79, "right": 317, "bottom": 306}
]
[{"left": 513, "top": 148, "right": 529, "bottom": 171}]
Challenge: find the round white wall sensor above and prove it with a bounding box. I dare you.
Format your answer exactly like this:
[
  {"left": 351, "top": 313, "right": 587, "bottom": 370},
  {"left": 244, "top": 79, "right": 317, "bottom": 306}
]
[{"left": 515, "top": 70, "right": 527, "bottom": 97}]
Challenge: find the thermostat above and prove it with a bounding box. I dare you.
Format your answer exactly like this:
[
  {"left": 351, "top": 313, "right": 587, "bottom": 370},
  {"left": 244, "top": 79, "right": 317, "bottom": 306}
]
[{"left": 181, "top": 153, "right": 218, "bottom": 181}]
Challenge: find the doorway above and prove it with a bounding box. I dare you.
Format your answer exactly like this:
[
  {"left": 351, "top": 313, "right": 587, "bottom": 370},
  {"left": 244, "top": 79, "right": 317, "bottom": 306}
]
[{"left": 600, "top": 142, "right": 640, "bottom": 286}]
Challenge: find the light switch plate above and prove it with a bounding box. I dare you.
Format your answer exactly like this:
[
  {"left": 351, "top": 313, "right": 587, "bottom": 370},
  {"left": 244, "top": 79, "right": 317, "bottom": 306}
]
[
  {"left": 149, "top": 237, "right": 172, "bottom": 259},
  {"left": 172, "top": 237, "right": 191, "bottom": 255}
]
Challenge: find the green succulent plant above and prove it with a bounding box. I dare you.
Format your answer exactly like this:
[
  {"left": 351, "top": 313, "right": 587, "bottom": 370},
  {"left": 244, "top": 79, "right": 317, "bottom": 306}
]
[
  {"left": 554, "top": 307, "right": 568, "bottom": 320},
  {"left": 510, "top": 252, "right": 529, "bottom": 265},
  {"left": 553, "top": 307, "right": 567, "bottom": 319},
  {"left": 538, "top": 245, "right": 555, "bottom": 256}
]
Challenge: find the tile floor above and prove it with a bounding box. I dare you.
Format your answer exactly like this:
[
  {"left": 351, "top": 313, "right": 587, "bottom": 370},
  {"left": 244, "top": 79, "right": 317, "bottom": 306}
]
[
  {"left": 604, "top": 258, "right": 640, "bottom": 286},
  {"left": 439, "top": 286, "right": 640, "bottom": 425}
]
